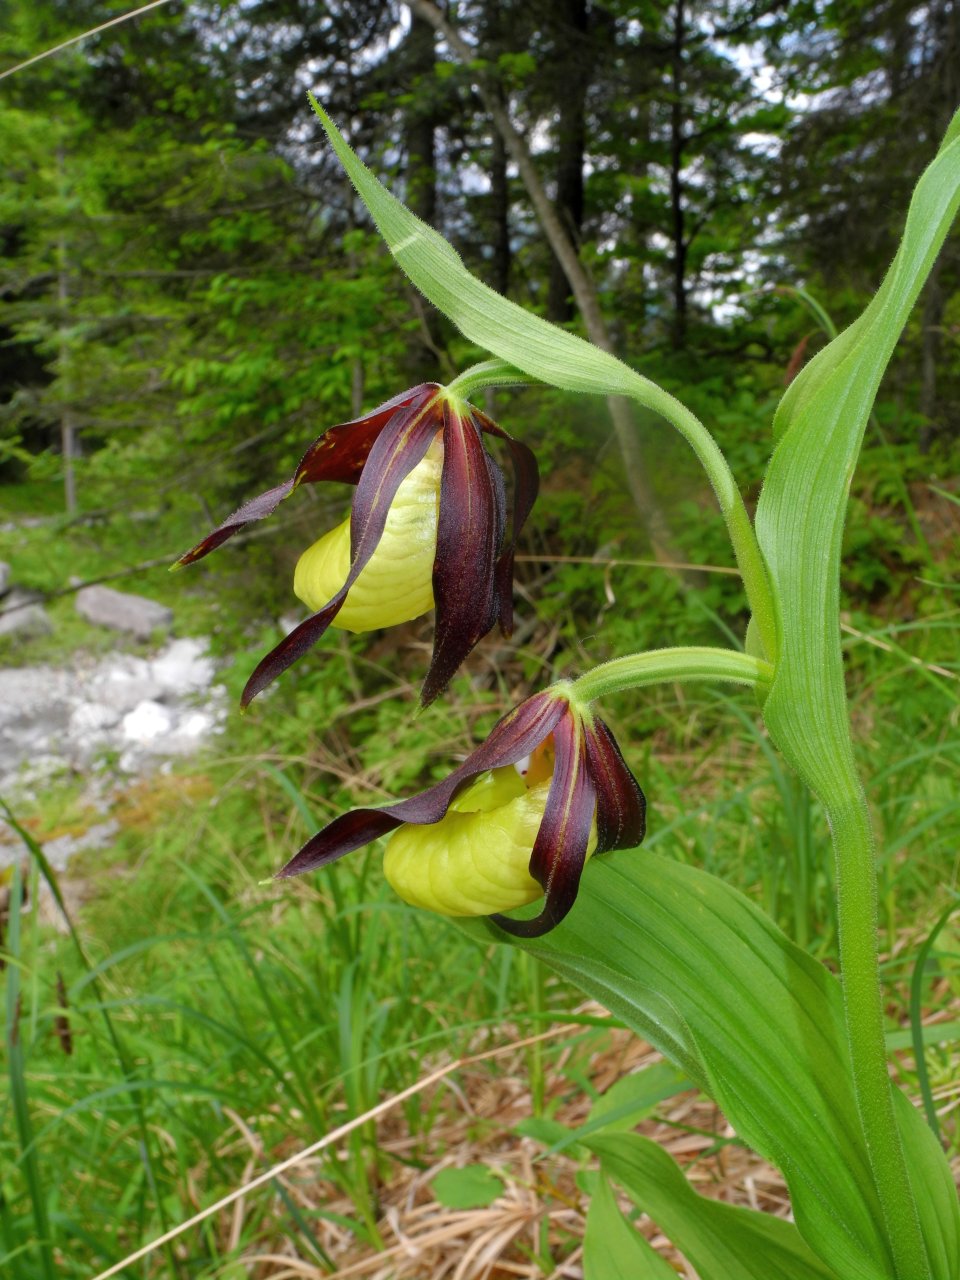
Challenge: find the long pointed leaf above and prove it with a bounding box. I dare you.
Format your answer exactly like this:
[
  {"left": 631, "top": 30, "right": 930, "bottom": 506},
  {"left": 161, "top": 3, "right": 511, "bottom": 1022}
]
[
  {"left": 4, "top": 868, "right": 57, "bottom": 1280},
  {"left": 583, "top": 1174, "right": 678, "bottom": 1279},
  {"left": 467, "top": 852, "right": 960, "bottom": 1280},
  {"left": 589, "top": 1133, "right": 838, "bottom": 1280},
  {"left": 755, "top": 109, "right": 960, "bottom": 809},
  {"left": 308, "top": 96, "right": 660, "bottom": 400}
]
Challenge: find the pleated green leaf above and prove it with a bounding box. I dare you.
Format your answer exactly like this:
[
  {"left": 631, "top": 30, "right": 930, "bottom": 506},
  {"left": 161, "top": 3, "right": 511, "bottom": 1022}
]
[
  {"left": 583, "top": 1174, "right": 679, "bottom": 1279},
  {"left": 755, "top": 109, "right": 960, "bottom": 810},
  {"left": 308, "top": 95, "right": 650, "bottom": 400},
  {"left": 468, "top": 852, "right": 960, "bottom": 1280},
  {"left": 588, "top": 1133, "right": 838, "bottom": 1280}
]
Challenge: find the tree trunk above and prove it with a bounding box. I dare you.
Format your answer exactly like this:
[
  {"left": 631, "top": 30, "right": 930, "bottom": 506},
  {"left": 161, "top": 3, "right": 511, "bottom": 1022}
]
[
  {"left": 668, "top": 0, "right": 688, "bottom": 351},
  {"left": 58, "top": 251, "right": 77, "bottom": 515},
  {"left": 408, "top": 0, "right": 690, "bottom": 574},
  {"left": 482, "top": 1, "right": 512, "bottom": 297},
  {"left": 489, "top": 128, "right": 512, "bottom": 296},
  {"left": 546, "top": 0, "right": 589, "bottom": 323},
  {"left": 404, "top": 11, "right": 442, "bottom": 381},
  {"left": 56, "top": 148, "right": 77, "bottom": 515}
]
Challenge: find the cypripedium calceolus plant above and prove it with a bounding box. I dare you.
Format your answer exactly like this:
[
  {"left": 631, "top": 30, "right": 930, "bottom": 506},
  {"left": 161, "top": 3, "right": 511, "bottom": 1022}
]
[
  {"left": 177, "top": 382, "right": 538, "bottom": 708},
  {"left": 177, "top": 96, "right": 960, "bottom": 1280}
]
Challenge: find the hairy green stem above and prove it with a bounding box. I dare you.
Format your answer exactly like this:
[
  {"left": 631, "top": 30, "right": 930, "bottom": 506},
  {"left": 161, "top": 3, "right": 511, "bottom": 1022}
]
[
  {"left": 451, "top": 359, "right": 779, "bottom": 666},
  {"left": 447, "top": 359, "right": 530, "bottom": 398},
  {"left": 827, "top": 790, "right": 929, "bottom": 1280},
  {"left": 624, "top": 375, "right": 778, "bottom": 665},
  {"left": 571, "top": 646, "right": 772, "bottom": 704}
]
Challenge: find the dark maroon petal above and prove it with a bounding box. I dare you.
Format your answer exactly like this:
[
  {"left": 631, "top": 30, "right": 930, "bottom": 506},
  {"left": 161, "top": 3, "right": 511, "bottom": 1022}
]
[
  {"left": 175, "top": 385, "right": 440, "bottom": 567},
  {"left": 241, "top": 394, "right": 444, "bottom": 706},
  {"left": 345, "top": 389, "right": 444, "bottom": 563},
  {"left": 176, "top": 480, "right": 297, "bottom": 566},
  {"left": 277, "top": 809, "right": 405, "bottom": 878},
  {"left": 583, "top": 716, "right": 646, "bottom": 853},
  {"left": 487, "top": 447, "right": 508, "bottom": 558},
  {"left": 491, "top": 707, "right": 596, "bottom": 938},
  {"left": 277, "top": 690, "right": 567, "bottom": 878},
  {"left": 473, "top": 408, "right": 540, "bottom": 636},
  {"left": 240, "top": 589, "right": 351, "bottom": 708},
  {"left": 294, "top": 384, "right": 440, "bottom": 487},
  {"left": 420, "top": 408, "right": 505, "bottom": 707}
]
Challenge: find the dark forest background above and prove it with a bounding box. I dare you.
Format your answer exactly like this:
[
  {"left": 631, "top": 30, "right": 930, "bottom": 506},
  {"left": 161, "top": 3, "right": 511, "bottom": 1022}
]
[{"left": 3, "top": 0, "right": 959, "bottom": 636}]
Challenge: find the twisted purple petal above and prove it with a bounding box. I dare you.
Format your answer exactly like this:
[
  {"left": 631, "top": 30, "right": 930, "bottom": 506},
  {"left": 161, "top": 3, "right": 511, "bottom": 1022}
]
[
  {"left": 490, "top": 707, "right": 596, "bottom": 937},
  {"left": 175, "top": 384, "right": 439, "bottom": 566},
  {"left": 473, "top": 407, "right": 540, "bottom": 636},
  {"left": 241, "top": 391, "right": 444, "bottom": 706},
  {"left": 583, "top": 716, "right": 646, "bottom": 853},
  {"left": 421, "top": 407, "right": 506, "bottom": 706},
  {"left": 277, "top": 690, "right": 568, "bottom": 878}
]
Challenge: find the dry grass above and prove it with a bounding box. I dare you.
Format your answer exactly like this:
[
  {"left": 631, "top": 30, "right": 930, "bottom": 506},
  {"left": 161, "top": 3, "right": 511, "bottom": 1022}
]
[{"left": 191, "top": 1011, "right": 792, "bottom": 1280}]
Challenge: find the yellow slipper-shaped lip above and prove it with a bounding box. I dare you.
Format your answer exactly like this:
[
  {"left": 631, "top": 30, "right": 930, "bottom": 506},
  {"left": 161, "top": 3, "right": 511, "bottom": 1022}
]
[
  {"left": 293, "top": 443, "right": 442, "bottom": 632},
  {"left": 175, "top": 382, "right": 540, "bottom": 710},
  {"left": 276, "top": 688, "right": 645, "bottom": 937}
]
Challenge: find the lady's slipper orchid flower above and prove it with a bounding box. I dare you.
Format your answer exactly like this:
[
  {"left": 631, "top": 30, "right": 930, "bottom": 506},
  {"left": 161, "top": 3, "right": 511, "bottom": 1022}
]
[
  {"left": 275, "top": 687, "right": 646, "bottom": 937},
  {"left": 176, "top": 383, "right": 538, "bottom": 708}
]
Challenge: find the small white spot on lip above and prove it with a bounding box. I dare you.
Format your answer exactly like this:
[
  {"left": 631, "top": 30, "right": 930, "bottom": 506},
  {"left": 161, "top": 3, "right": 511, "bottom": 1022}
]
[{"left": 514, "top": 754, "right": 530, "bottom": 778}]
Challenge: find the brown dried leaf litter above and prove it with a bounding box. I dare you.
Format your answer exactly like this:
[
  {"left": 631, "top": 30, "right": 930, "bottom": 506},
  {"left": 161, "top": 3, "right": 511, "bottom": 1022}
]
[{"left": 191, "top": 1009, "right": 800, "bottom": 1279}]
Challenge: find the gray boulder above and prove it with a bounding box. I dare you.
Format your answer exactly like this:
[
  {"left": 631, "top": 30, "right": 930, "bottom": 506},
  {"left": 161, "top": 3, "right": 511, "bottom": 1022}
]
[
  {"left": 0, "top": 589, "right": 53, "bottom": 639},
  {"left": 75, "top": 585, "right": 173, "bottom": 640},
  {"left": 0, "top": 561, "right": 10, "bottom": 595}
]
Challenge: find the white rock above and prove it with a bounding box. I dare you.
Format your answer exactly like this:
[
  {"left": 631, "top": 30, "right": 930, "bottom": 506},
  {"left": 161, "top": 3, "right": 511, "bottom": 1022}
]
[
  {"left": 69, "top": 702, "right": 122, "bottom": 735},
  {"left": 0, "top": 635, "right": 221, "bottom": 814},
  {"left": 90, "top": 668, "right": 164, "bottom": 714},
  {"left": 0, "top": 667, "right": 73, "bottom": 725},
  {"left": 179, "top": 710, "right": 215, "bottom": 738},
  {"left": 150, "top": 637, "right": 215, "bottom": 694},
  {"left": 122, "top": 700, "right": 174, "bottom": 743},
  {"left": 117, "top": 748, "right": 144, "bottom": 775}
]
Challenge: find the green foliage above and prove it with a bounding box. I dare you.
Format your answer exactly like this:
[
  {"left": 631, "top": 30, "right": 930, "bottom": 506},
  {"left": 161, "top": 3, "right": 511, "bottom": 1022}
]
[
  {"left": 587, "top": 1134, "right": 837, "bottom": 1279},
  {"left": 0, "top": 683, "right": 543, "bottom": 1272},
  {"left": 756, "top": 107, "right": 960, "bottom": 812},
  {"left": 431, "top": 1165, "right": 504, "bottom": 1209},
  {"left": 2, "top": 5, "right": 959, "bottom": 1278},
  {"left": 583, "top": 1174, "right": 678, "bottom": 1279},
  {"left": 471, "top": 851, "right": 960, "bottom": 1279}
]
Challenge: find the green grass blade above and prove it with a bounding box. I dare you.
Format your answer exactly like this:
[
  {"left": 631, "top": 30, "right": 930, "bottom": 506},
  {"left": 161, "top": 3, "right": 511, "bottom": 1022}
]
[
  {"left": 0, "top": 796, "right": 182, "bottom": 1278},
  {"left": 177, "top": 861, "right": 326, "bottom": 1130},
  {"left": 259, "top": 761, "right": 352, "bottom": 949},
  {"left": 4, "top": 867, "right": 57, "bottom": 1280},
  {"left": 910, "top": 898, "right": 960, "bottom": 1139},
  {"left": 0, "top": 1186, "right": 30, "bottom": 1280}
]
